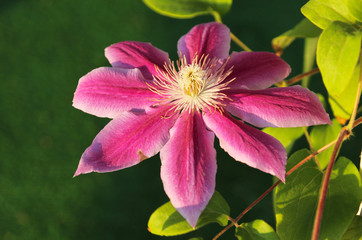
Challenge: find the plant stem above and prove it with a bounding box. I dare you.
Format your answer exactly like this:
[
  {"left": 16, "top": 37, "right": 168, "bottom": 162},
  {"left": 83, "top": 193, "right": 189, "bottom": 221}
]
[
  {"left": 312, "top": 48, "right": 362, "bottom": 239},
  {"left": 303, "top": 126, "right": 321, "bottom": 167},
  {"left": 303, "top": 127, "right": 315, "bottom": 151},
  {"left": 212, "top": 117, "right": 361, "bottom": 240},
  {"left": 354, "top": 117, "right": 362, "bottom": 128},
  {"left": 211, "top": 11, "right": 222, "bottom": 23},
  {"left": 286, "top": 67, "right": 320, "bottom": 85},
  {"left": 302, "top": 38, "right": 318, "bottom": 87},
  {"left": 347, "top": 51, "right": 362, "bottom": 131},
  {"left": 212, "top": 137, "right": 343, "bottom": 240},
  {"left": 211, "top": 12, "right": 252, "bottom": 52},
  {"left": 230, "top": 33, "right": 252, "bottom": 52},
  {"left": 311, "top": 128, "right": 348, "bottom": 240},
  {"left": 227, "top": 216, "right": 239, "bottom": 227}
]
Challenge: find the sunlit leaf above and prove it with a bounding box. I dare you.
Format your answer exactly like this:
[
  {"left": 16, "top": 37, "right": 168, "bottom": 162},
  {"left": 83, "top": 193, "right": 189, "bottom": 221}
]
[
  {"left": 301, "top": 0, "right": 361, "bottom": 29},
  {"left": 235, "top": 219, "right": 279, "bottom": 240},
  {"left": 274, "top": 153, "right": 362, "bottom": 240},
  {"left": 345, "top": 0, "right": 362, "bottom": 22},
  {"left": 262, "top": 127, "right": 303, "bottom": 154},
  {"left": 148, "top": 191, "right": 230, "bottom": 236},
  {"left": 272, "top": 18, "right": 321, "bottom": 53},
  {"left": 317, "top": 21, "right": 361, "bottom": 97},
  {"left": 143, "top": 0, "right": 232, "bottom": 19},
  {"left": 310, "top": 118, "right": 342, "bottom": 169},
  {"left": 342, "top": 216, "right": 362, "bottom": 240},
  {"left": 329, "top": 63, "right": 360, "bottom": 122}
]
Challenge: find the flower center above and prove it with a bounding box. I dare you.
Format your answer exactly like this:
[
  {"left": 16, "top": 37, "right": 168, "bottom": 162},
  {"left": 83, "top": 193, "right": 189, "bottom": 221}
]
[
  {"left": 178, "top": 65, "right": 205, "bottom": 97},
  {"left": 149, "top": 55, "right": 234, "bottom": 113}
]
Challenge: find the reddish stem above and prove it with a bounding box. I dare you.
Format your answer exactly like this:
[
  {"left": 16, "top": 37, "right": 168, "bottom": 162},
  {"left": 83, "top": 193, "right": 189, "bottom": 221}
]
[
  {"left": 212, "top": 139, "right": 338, "bottom": 240},
  {"left": 286, "top": 68, "right": 319, "bottom": 85},
  {"left": 311, "top": 128, "right": 348, "bottom": 240},
  {"left": 212, "top": 118, "right": 362, "bottom": 240}
]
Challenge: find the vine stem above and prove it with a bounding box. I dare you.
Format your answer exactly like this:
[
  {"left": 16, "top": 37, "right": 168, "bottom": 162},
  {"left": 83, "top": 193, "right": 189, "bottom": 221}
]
[
  {"left": 212, "top": 137, "right": 342, "bottom": 240},
  {"left": 302, "top": 127, "right": 315, "bottom": 151},
  {"left": 213, "top": 118, "right": 362, "bottom": 240},
  {"left": 286, "top": 67, "right": 320, "bottom": 85},
  {"left": 302, "top": 127, "right": 320, "bottom": 168},
  {"left": 230, "top": 33, "right": 252, "bottom": 52},
  {"left": 347, "top": 49, "right": 362, "bottom": 131},
  {"left": 211, "top": 13, "right": 252, "bottom": 52},
  {"left": 311, "top": 128, "right": 348, "bottom": 240},
  {"left": 312, "top": 48, "right": 362, "bottom": 240}
]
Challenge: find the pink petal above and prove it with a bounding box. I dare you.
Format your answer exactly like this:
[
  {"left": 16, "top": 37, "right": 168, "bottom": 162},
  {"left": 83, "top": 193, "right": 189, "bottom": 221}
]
[
  {"left": 105, "top": 41, "right": 170, "bottom": 79},
  {"left": 160, "top": 111, "right": 216, "bottom": 227},
  {"left": 177, "top": 22, "right": 230, "bottom": 63},
  {"left": 225, "top": 85, "right": 332, "bottom": 128},
  {"left": 74, "top": 105, "right": 178, "bottom": 176},
  {"left": 73, "top": 67, "right": 160, "bottom": 118},
  {"left": 224, "top": 52, "right": 291, "bottom": 90},
  {"left": 203, "top": 111, "right": 286, "bottom": 181}
]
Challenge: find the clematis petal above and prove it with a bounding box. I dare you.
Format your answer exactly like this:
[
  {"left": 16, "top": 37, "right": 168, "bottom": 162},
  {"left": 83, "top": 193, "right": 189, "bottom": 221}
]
[
  {"left": 73, "top": 67, "right": 160, "bottom": 118},
  {"left": 74, "top": 105, "right": 178, "bottom": 176},
  {"left": 203, "top": 111, "right": 286, "bottom": 181},
  {"left": 225, "top": 85, "right": 332, "bottom": 128},
  {"left": 224, "top": 52, "right": 291, "bottom": 90},
  {"left": 177, "top": 22, "right": 230, "bottom": 63},
  {"left": 105, "top": 41, "right": 170, "bottom": 79},
  {"left": 160, "top": 111, "right": 216, "bottom": 227}
]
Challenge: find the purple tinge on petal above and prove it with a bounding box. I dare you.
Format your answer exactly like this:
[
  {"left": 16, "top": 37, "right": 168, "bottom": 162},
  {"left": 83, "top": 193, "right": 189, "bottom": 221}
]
[
  {"left": 74, "top": 105, "right": 178, "bottom": 176},
  {"left": 177, "top": 22, "right": 230, "bottom": 63},
  {"left": 225, "top": 85, "right": 332, "bottom": 128},
  {"left": 160, "top": 111, "right": 216, "bottom": 227},
  {"left": 73, "top": 67, "right": 160, "bottom": 118},
  {"left": 224, "top": 52, "right": 291, "bottom": 90},
  {"left": 105, "top": 41, "right": 170, "bottom": 79},
  {"left": 203, "top": 110, "right": 286, "bottom": 181}
]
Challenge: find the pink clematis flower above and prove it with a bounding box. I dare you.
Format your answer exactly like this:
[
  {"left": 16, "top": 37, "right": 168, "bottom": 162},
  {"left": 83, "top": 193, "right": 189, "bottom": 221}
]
[{"left": 73, "top": 22, "right": 331, "bottom": 227}]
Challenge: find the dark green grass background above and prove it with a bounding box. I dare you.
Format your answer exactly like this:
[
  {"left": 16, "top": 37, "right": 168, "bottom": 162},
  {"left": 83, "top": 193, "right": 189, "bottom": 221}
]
[{"left": 1, "top": 0, "right": 360, "bottom": 239}]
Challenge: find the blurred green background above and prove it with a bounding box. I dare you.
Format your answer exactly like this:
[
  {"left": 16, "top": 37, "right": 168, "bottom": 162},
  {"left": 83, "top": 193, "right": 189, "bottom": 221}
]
[{"left": 1, "top": 0, "right": 361, "bottom": 239}]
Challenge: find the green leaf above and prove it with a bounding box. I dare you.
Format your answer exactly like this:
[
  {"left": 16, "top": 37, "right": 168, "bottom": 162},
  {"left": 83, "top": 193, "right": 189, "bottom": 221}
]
[
  {"left": 262, "top": 127, "right": 303, "bottom": 154},
  {"left": 342, "top": 216, "right": 362, "bottom": 240},
  {"left": 345, "top": 0, "right": 362, "bottom": 22},
  {"left": 148, "top": 191, "right": 230, "bottom": 236},
  {"left": 272, "top": 18, "right": 321, "bottom": 52},
  {"left": 301, "top": 0, "right": 361, "bottom": 29},
  {"left": 317, "top": 21, "right": 361, "bottom": 97},
  {"left": 189, "top": 238, "right": 203, "bottom": 240},
  {"left": 329, "top": 63, "right": 360, "bottom": 121},
  {"left": 235, "top": 219, "right": 280, "bottom": 240},
  {"left": 142, "top": 0, "right": 232, "bottom": 19},
  {"left": 274, "top": 153, "right": 362, "bottom": 240},
  {"left": 310, "top": 118, "right": 342, "bottom": 169}
]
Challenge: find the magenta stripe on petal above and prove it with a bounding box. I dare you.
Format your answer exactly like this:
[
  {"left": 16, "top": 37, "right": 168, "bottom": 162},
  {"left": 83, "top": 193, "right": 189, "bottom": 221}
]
[
  {"left": 105, "top": 41, "right": 170, "bottom": 79},
  {"left": 203, "top": 110, "right": 286, "bottom": 181},
  {"left": 160, "top": 111, "right": 216, "bottom": 227},
  {"left": 225, "top": 85, "right": 332, "bottom": 128},
  {"left": 177, "top": 22, "right": 230, "bottom": 63},
  {"left": 73, "top": 67, "right": 160, "bottom": 118},
  {"left": 224, "top": 52, "right": 291, "bottom": 90},
  {"left": 74, "top": 105, "right": 178, "bottom": 176}
]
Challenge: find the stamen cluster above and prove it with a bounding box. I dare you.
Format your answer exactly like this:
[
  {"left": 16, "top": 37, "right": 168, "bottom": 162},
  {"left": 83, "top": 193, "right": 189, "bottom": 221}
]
[{"left": 149, "top": 55, "right": 234, "bottom": 113}]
